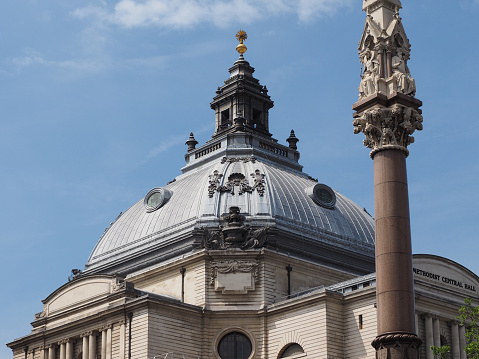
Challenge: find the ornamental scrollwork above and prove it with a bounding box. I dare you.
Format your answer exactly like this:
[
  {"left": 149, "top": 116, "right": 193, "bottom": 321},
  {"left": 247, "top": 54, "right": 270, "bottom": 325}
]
[
  {"left": 353, "top": 105, "right": 423, "bottom": 157},
  {"left": 251, "top": 170, "right": 265, "bottom": 196},
  {"left": 208, "top": 170, "right": 266, "bottom": 197},
  {"left": 221, "top": 156, "right": 257, "bottom": 164},
  {"left": 210, "top": 260, "right": 259, "bottom": 285},
  {"left": 199, "top": 206, "right": 272, "bottom": 250},
  {"left": 208, "top": 170, "right": 223, "bottom": 198}
]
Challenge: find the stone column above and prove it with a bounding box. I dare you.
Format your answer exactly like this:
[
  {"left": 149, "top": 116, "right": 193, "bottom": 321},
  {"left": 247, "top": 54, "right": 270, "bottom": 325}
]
[
  {"left": 106, "top": 326, "right": 112, "bottom": 359},
  {"left": 353, "top": 2, "right": 424, "bottom": 358},
  {"left": 386, "top": 47, "right": 393, "bottom": 78},
  {"left": 48, "top": 345, "right": 55, "bottom": 359},
  {"left": 459, "top": 325, "right": 466, "bottom": 359},
  {"left": 425, "top": 314, "right": 434, "bottom": 359},
  {"left": 374, "top": 150, "right": 415, "bottom": 334},
  {"left": 376, "top": 44, "right": 386, "bottom": 78},
  {"left": 119, "top": 320, "right": 126, "bottom": 359},
  {"left": 59, "top": 341, "right": 66, "bottom": 359},
  {"left": 89, "top": 332, "right": 96, "bottom": 359},
  {"left": 451, "top": 321, "right": 460, "bottom": 359},
  {"left": 415, "top": 313, "right": 419, "bottom": 335},
  {"left": 66, "top": 340, "right": 73, "bottom": 359},
  {"left": 433, "top": 316, "right": 441, "bottom": 347},
  {"left": 101, "top": 328, "right": 107, "bottom": 359},
  {"left": 81, "top": 332, "right": 89, "bottom": 359}
]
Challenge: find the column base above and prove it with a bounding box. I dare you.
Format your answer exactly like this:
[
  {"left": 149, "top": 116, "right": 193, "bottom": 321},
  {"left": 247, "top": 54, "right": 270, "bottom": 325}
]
[{"left": 372, "top": 332, "right": 422, "bottom": 359}]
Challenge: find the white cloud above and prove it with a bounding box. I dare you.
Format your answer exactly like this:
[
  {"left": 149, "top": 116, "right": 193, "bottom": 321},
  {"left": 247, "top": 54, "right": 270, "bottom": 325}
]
[
  {"left": 146, "top": 134, "right": 186, "bottom": 160},
  {"left": 72, "top": 0, "right": 353, "bottom": 29},
  {"left": 8, "top": 48, "right": 106, "bottom": 74}
]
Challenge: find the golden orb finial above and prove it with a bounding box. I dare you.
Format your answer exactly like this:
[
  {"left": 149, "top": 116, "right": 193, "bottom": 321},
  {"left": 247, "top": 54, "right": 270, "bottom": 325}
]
[{"left": 235, "top": 29, "right": 247, "bottom": 55}]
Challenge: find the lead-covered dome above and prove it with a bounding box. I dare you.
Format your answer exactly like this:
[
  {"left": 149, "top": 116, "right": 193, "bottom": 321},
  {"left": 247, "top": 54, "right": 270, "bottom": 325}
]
[{"left": 84, "top": 55, "right": 375, "bottom": 276}]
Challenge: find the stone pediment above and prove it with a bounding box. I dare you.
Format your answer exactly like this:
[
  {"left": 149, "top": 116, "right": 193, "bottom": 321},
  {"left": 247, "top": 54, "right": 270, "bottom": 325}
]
[
  {"left": 39, "top": 275, "right": 129, "bottom": 317},
  {"left": 413, "top": 254, "right": 479, "bottom": 299}
]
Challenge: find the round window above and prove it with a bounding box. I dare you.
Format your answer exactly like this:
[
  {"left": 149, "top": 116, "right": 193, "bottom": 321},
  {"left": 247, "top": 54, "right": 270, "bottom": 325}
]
[
  {"left": 218, "top": 331, "right": 252, "bottom": 359},
  {"left": 305, "top": 183, "right": 336, "bottom": 209},
  {"left": 143, "top": 187, "right": 172, "bottom": 212}
]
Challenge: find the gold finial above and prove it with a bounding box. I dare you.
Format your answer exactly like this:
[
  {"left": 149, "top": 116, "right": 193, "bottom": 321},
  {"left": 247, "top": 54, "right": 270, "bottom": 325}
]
[{"left": 235, "top": 30, "right": 247, "bottom": 55}]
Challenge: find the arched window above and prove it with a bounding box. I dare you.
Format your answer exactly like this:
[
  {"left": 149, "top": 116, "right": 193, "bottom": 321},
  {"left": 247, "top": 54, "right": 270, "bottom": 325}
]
[
  {"left": 279, "top": 343, "right": 305, "bottom": 358},
  {"left": 218, "top": 331, "right": 252, "bottom": 359}
]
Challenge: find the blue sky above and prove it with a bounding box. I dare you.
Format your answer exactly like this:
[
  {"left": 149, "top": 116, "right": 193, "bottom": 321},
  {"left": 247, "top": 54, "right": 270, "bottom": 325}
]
[{"left": 1, "top": 0, "right": 478, "bottom": 356}]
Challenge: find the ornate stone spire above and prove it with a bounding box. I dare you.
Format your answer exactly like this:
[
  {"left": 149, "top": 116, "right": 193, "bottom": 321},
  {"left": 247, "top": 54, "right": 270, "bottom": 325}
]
[
  {"left": 210, "top": 31, "right": 274, "bottom": 138},
  {"left": 354, "top": 0, "right": 423, "bottom": 157}
]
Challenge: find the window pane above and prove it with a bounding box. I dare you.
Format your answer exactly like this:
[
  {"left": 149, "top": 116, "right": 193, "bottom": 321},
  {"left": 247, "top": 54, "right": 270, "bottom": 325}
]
[{"left": 218, "top": 331, "right": 252, "bottom": 359}]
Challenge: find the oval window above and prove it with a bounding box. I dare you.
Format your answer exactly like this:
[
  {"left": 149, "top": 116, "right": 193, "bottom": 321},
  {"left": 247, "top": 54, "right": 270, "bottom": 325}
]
[
  {"left": 305, "top": 183, "right": 336, "bottom": 209},
  {"left": 143, "top": 187, "right": 172, "bottom": 212},
  {"left": 218, "top": 331, "right": 252, "bottom": 359}
]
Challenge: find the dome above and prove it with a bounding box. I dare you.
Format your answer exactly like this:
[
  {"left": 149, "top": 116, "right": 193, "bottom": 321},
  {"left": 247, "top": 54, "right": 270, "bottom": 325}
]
[{"left": 84, "top": 55, "right": 375, "bottom": 275}]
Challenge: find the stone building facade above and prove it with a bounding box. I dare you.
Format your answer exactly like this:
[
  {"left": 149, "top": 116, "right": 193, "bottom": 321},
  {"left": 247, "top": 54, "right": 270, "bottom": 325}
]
[{"left": 7, "top": 1, "right": 479, "bottom": 359}]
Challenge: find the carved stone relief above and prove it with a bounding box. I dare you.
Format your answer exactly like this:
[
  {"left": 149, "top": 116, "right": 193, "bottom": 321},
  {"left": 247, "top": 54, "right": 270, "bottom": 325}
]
[
  {"left": 353, "top": 104, "right": 423, "bottom": 157},
  {"left": 200, "top": 206, "right": 272, "bottom": 250},
  {"left": 207, "top": 170, "right": 266, "bottom": 197},
  {"left": 208, "top": 170, "right": 223, "bottom": 198},
  {"left": 357, "top": 14, "right": 416, "bottom": 99},
  {"left": 221, "top": 156, "right": 257, "bottom": 164},
  {"left": 210, "top": 259, "right": 259, "bottom": 294}
]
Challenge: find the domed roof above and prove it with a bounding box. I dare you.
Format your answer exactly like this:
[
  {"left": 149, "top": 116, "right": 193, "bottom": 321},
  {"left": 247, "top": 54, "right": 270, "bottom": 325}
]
[{"left": 84, "top": 53, "right": 375, "bottom": 275}]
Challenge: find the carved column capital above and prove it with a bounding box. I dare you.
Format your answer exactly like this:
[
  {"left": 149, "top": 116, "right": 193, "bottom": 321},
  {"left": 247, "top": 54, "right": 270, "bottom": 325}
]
[
  {"left": 57, "top": 338, "right": 70, "bottom": 345},
  {"left": 80, "top": 331, "right": 92, "bottom": 338},
  {"left": 353, "top": 104, "right": 423, "bottom": 158},
  {"left": 99, "top": 323, "right": 112, "bottom": 332}
]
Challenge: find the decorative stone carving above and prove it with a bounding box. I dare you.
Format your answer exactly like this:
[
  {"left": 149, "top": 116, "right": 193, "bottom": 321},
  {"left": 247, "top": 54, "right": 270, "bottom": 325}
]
[
  {"left": 80, "top": 331, "right": 92, "bottom": 338},
  {"left": 357, "top": 2, "right": 416, "bottom": 99},
  {"left": 242, "top": 226, "right": 270, "bottom": 249},
  {"left": 221, "top": 156, "right": 257, "bottom": 164},
  {"left": 208, "top": 170, "right": 266, "bottom": 197},
  {"left": 201, "top": 228, "right": 225, "bottom": 250},
  {"left": 250, "top": 170, "right": 265, "bottom": 196},
  {"left": 34, "top": 309, "right": 46, "bottom": 319},
  {"left": 210, "top": 260, "right": 259, "bottom": 283},
  {"left": 208, "top": 170, "right": 223, "bottom": 198},
  {"left": 353, "top": 104, "right": 423, "bottom": 157},
  {"left": 199, "top": 207, "right": 272, "bottom": 250},
  {"left": 111, "top": 278, "right": 126, "bottom": 292},
  {"left": 392, "top": 48, "right": 416, "bottom": 95},
  {"left": 372, "top": 333, "right": 422, "bottom": 359},
  {"left": 359, "top": 50, "right": 380, "bottom": 97},
  {"left": 218, "top": 173, "right": 253, "bottom": 195},
  {"left": 210, "top": 259, "right": 259, "bottom": 294}
]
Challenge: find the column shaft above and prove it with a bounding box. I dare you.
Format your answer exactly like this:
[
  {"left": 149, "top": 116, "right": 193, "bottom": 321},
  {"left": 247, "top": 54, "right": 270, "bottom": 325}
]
[
  {"left": 48, "top": 346, "right": 55, "bottom": 359},
  {"left": 452, "top": 322, "right": 460, "bottom": 359},
  {"left": 415, "top": 313, "right": 419, "bottom": 335},
  {"left": 89, "top": 334, "right": 96, "bottom": 359},
  {"left": 82, "top": 336, "right": 89, "bottom": 359},
  {"left": 106, "top": 328, "right": 112, "bottom": 359},
  {"left": 459, "top": 325, "right": 466, "bottom": 359},
  {"left": 101, "top": 330, "right": 107, "bottom": 359},
  {"left": 120, "top": 322, "right": 126, "bottom": 359},
  {"left": 425, "top": 315, "right": 434, "bottom": 359},
  {"left": 66, "top": 341, "right": 73, "bottom": 359},
  {"left": 374, "top": 150, "right": 415, "bottom": 335},
  {"left": 433, "top": 317, "right": 441, "bottom": 347},
  {"left": 386, "top": 51, "right": 392, "bottom": 78},
  {"left": 59, "top": 344, "right": 66, "bottom": 359}
]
